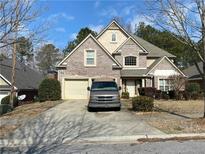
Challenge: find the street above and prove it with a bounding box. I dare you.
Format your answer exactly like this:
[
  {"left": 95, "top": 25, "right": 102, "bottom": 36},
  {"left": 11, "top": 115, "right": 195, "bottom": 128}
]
[{"left": 1, "top": 140, "right": 205, "bottom": 154}]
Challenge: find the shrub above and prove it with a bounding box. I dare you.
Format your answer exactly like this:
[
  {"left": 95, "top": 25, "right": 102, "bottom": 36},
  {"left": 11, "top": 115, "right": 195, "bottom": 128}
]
[
  {"left": 198, "top": 92, "right": 204, "bottom": 99},
  {"left": 132, "top": 96, "right": 154, "bottom": 112},
  {"left": 138, "top": 87, "right": 156, "bottom": 98},
  {"left": 121, "top": 92, "right": 129, "bottom": 99},
  {"left": 192, "top": 93, "right": 200, "bottom": 100},
  {"left": 161, "top": 92, "right": 169, "bottom": 100},
  {"left": 168, "top": 90, "right": 184, "bottom": 100},
  {"left": 1, "top": 95, "right": 18, "bottom": 107},
  {"left": 0, "top": 104, "right": 13, "bottom": 115},
  {"left": 185, "top": 83, "right": 201, "bottom": 100},
  {"left": 155, "top": 90, "right": 162, "bottom": 99},
  {"left": 168, "top": 90, "right": 175, "bottom": 99},
  {"left": 183, "top": 91, "right": 191, "bottom": 100},
  {"left": 38, "top": 78, "right": 61, "bottom": 102},
  {"left": 186, "top": 83, "right": 200, "bottom": 94},
  {"left": 33, "top": 96, "right": 40, "bottom": 102}
]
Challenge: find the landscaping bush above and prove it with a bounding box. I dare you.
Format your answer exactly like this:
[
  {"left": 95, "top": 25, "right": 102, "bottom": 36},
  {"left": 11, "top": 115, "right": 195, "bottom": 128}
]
[
  {"left": 138, "top": 87, "right": 156, "bottom": 98},
  {"left": 38, "top": 78, "right": 61, "bottom": 102},
  {"left": 132, "top": 96, "right": 154, "bottom": 112},
  {"left": 155, "top": 90, "right": 162, "bottom": 99},
  {"left": 168, "top": 90, "right": 184, "bottom": 100},
  {"left": 191, "top": 93, "right": 200, "bottom": 100},
  {"left": 168, "top": 90, "right": 175, "bottom": 99},
  {"left": 0, "top": 104, "right": 13, "bottom": 115},
  {"left": 33, "top": 96, "right": 40, "bottom": 102},
  {"left": 161, "top": 91, "right": 169, "bottom": 100},
  {"left": 186, "top": 83, "right": 200, "bottom": 94},
  {"left": 121, "top": 92, "right": 129, "bottom": 99},
  {"left": 1, "top": 95, "right": 18, "bottom": 107},
  {"left": 198, "top": 92, "right": 204, "bottom": 99},
  {"left": 185, "top": 83, "right": 201, "bottom": 100},
  {"left": 183, "top": 91, "right": 191, "bottom": 100}
]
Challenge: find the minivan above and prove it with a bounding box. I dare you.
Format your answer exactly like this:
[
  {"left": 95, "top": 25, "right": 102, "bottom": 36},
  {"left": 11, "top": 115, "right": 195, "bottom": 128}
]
[{"left": 87, "top": 79, "right": 121, "bottom": 111}]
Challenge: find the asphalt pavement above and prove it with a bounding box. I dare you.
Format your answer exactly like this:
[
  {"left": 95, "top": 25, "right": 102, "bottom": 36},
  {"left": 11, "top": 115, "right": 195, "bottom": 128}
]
[{"left": 1, "top": 140, "right": 205, "bottom": 154}]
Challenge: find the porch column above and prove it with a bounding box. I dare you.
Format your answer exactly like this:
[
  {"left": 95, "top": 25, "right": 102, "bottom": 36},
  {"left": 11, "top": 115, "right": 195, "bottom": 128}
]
[{"left": 142, "top": 79, "right": 145, "bottom": 87}]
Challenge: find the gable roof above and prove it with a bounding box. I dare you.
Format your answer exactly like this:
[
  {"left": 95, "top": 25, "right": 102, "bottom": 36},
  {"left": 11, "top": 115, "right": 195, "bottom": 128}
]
[
  {"left": 57, "top": 34, "right": 122, "bottom": 67},
  {"left": 121, "top": 56, "right": 184, "bottom": 77},
  {"left": 97, "top": 20, "right": 148, "bottom": 53},
  {"left": 0, "top": 59, "right": 44, "bottom": 90},
  {"left": 113, "top": 37, "right": 148, "bottom": 54},
  {"left": 146, "top": 56, "right": 186, "bottom": 76},
  {"left": 97, "top": 20, "right": 175, "bottom": 58},
  {"left": 183, "top": 62, "right": 203, "bottom": 80},
  {"left": 96, "top": 19, "right": 130, "bottom": 39},
  {"left": 58, "top": 19, "right": 176, "bottom": 68}
]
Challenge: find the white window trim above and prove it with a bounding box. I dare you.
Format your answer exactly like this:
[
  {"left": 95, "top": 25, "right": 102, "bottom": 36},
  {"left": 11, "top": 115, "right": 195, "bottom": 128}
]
[
  {"left": 123, "top": 55, "right": 139, "bottom": 68},
  {"left": 84, "top": 49, "right": 96, "bottom": 67},
  {"left": 111, "top": 32, "right": 117, "bottom": 43},
  {"left": 158, "top": 78, "right": 172, "bottom": 91}
]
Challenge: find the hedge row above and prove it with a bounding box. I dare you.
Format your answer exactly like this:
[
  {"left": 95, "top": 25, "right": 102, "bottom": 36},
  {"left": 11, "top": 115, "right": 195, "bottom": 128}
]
[{"left": 138, "top": 83, "right": 202, "bottom": 100}]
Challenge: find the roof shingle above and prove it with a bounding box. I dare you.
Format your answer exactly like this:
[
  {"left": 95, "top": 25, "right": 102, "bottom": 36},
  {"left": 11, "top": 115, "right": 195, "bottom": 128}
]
[
  {"left": 131, "top": 35, "right": 176, "bottom": 58},
  {"left": 0, "top": 59, "right": 44, "bottom": 90},
  {"left": 183, "top": 62, "right": 203, "bottom": 80}
]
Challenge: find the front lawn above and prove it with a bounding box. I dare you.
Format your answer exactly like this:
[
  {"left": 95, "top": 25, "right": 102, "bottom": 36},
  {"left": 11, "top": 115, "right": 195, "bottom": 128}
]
[
  {"left": 123, "top": 99, "right": 205, "bottom": 134},
  {"left": 0, "top": 101, "right": 62, "bottom": 139},
  {"left": 154, "top": 100, "right": 203, "bottom": 115}
]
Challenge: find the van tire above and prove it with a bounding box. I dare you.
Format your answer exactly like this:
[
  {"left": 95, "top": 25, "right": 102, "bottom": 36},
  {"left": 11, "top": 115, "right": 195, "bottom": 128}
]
[{"left": 88, "top": 107, "right": 93, "bottom": 112}]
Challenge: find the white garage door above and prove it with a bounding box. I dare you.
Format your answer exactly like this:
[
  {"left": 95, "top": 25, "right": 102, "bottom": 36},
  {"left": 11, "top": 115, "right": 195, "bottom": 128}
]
[{"left": 64, "top": 79, "right": 88, "bottom": 99}]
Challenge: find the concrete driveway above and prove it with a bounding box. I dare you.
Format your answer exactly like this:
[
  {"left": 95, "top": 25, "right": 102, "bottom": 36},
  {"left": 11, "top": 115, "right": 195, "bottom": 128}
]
[{"left": 5, "top": 100, "right": 164, "bottom": 146}]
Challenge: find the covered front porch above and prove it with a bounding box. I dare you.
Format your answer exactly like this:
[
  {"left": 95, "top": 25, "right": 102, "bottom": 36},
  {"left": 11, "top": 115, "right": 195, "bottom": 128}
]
[{"left": 122, "top": 77, "right": 153, "bottom": 97}]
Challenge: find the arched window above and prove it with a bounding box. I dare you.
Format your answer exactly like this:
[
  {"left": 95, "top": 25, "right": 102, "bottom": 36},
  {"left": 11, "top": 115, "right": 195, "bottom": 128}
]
[
  {"left": 112, "top": 33, "right": 116, "bottom": 42},
  {"left": 124, "top": 56, "right": 137, "bottom": 66}
]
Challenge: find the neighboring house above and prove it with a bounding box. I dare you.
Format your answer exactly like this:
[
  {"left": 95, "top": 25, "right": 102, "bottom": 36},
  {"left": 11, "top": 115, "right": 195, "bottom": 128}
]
[
  {"left": 57, "top": 20, "right": 186, "bottom": 99},
  {"left": 183, "top": 62, "right": 203, "bottom": 89},
  {"left": 0, "top": 58, "right": 44, "bottom": 102}
]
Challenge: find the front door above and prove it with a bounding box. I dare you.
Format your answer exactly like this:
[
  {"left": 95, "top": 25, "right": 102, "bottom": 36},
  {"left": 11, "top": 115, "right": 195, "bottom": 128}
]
[
  {"left": 125, "top": 79, "right": 142, "bottom": 97},
  {"left": 126, "top": 80, "right": 135, "bottom": 97}
]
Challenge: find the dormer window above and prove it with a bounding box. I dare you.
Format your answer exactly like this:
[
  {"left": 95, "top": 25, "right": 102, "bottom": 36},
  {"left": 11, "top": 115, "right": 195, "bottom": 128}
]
[
  {"left": 111, "top": 33, "right": 117, "bottom": 42},
  {"left": 124, "top": 56, "right": 137, "bottom": 66}
]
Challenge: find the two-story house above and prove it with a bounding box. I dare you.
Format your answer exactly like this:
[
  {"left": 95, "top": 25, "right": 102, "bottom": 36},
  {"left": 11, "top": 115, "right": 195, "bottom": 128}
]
[{"left": 57, "top": 20, "right": 185, "bottom": 99}]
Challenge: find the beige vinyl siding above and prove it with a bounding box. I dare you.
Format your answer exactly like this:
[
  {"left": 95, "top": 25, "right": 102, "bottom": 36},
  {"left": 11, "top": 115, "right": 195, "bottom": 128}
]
[
  {"left": 98, "top": 29, "right": 128, "bottom": 54},
  {"left": 0, "top": 77, "right": 9, "bottom": 86}
]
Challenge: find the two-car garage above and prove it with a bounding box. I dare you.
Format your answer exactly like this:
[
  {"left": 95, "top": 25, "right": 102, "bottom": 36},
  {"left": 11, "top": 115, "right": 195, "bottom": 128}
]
[{"left": 63, "top": 79, "right": 89, "bottom": 99}]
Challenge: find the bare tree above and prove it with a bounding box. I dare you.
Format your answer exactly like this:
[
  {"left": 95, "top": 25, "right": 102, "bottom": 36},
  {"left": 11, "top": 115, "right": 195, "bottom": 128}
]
[
  {"left": 168, "top": 74, "right": 187, "bottom": 99},
  {"left": 0, "top": 0, "right": 46, "bottom": 48},
  {"left": 0, "top": 0, "right": 46, "bottom": 108},
  {"left": 145, "top": 0, "right": 205, "bottom": 117}
]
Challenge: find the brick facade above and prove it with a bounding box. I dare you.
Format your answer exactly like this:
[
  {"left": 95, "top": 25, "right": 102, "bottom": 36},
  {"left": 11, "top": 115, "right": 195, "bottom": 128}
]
[
  {"left": 114, "top": 38, "right": 147, "bottom": 68},
  {"left": 58, "top": 37, "right": 121, "bottom": 85}
]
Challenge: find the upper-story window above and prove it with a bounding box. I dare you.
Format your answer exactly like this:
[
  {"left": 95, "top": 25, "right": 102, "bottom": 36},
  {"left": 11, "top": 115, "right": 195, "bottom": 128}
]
[
  {"left": 85, "top": 49, "right": 96, "bottom": 66},
  {"left": 124, "top": 56, "right": 137, "bottom": 66},
  {"left": 111, "top": 33, "right": 117, "bottom": 42}
]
